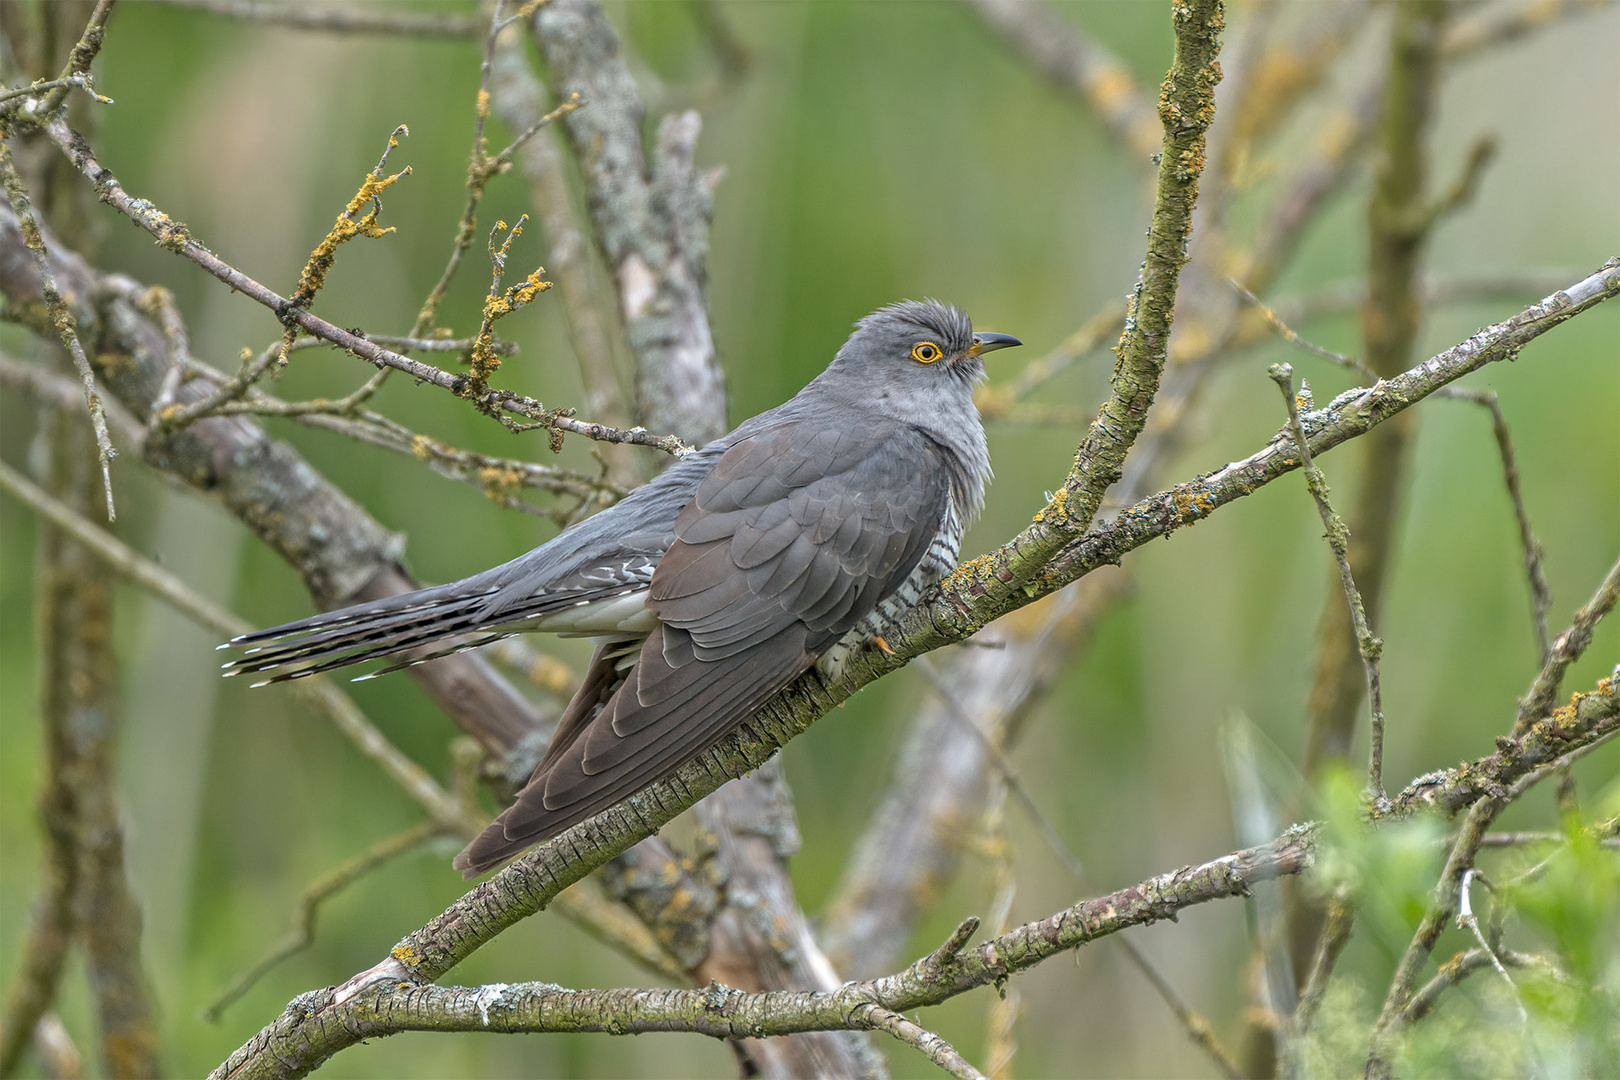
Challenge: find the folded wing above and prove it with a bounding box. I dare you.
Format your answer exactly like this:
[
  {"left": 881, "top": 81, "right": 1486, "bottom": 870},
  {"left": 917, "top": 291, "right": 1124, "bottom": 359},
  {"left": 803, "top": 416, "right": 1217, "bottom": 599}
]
[{"left": 454, "top": 417, "right": 952, "bottom": 874}]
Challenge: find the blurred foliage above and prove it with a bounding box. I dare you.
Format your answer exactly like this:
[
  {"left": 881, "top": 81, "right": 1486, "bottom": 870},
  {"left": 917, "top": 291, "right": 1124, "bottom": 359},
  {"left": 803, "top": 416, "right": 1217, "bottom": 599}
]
[{"left": 2, "top": 1, "right": 1618, "bottom": 1077}]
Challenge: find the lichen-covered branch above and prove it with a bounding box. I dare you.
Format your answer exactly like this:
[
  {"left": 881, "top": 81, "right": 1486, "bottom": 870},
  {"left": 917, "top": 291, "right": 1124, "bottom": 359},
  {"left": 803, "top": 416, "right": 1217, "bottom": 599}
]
[
  {"left": 1269, "top": 364, "right": 1388, "bottom": 797},
  {"left": 1513, "top": 555, "right": 1620, "bottom": 735},
  {"left": 209, "top": 827, "right": 1316, "bottom": 1080},
  {"left": 1392, "top": 675, "right": 1618, "bottom": 820}
]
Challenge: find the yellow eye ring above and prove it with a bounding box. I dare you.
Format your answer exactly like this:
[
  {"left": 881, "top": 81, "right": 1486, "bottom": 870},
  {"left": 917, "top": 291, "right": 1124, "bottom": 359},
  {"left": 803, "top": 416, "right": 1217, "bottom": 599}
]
[{"left": 911, "top": 342, "right": 942, "bottom": 364}]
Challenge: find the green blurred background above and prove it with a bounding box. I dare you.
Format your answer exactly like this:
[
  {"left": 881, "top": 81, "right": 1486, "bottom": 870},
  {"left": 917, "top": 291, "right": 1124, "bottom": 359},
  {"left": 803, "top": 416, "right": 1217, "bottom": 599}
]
[{"left": 2, "top": 1, "right": 1616, "bottom": 1076}]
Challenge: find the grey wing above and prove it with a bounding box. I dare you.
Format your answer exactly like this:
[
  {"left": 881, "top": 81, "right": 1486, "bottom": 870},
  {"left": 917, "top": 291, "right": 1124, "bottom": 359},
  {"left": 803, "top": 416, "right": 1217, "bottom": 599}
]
[{"left": 454, "top": 418, "right": 953, "bottom": 875}]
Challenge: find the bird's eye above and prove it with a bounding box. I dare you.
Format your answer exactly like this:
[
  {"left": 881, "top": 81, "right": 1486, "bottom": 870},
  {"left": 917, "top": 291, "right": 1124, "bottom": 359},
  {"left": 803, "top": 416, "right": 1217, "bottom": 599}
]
[{"left": 911, "top": 342, "right": 942, "bottom": 364}]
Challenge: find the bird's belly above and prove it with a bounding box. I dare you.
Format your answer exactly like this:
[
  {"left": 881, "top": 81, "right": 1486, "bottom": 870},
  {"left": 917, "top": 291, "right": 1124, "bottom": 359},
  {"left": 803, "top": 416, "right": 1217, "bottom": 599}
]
[{"left": 535, "top": 589, "right": 657, "bottom": 636}]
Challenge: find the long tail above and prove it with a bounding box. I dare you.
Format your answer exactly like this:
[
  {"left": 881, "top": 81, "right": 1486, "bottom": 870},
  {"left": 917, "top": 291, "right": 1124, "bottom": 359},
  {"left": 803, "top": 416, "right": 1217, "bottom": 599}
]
[{"left": 220, "top": 581, "right": 507, "bottom": 686}]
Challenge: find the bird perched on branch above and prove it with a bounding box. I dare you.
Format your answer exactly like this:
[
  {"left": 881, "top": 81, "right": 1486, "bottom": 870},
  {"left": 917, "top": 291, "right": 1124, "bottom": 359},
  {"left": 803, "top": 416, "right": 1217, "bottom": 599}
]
[{"left": 222, "top": 300, "right": 1019, "bottom": 876}]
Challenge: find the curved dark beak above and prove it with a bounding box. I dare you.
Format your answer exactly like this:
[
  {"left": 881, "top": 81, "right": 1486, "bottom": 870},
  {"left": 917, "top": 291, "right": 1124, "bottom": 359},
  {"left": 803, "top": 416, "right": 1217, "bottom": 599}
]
[{"left": 969, "top": 332, "right": 1022, "bottom": 357}]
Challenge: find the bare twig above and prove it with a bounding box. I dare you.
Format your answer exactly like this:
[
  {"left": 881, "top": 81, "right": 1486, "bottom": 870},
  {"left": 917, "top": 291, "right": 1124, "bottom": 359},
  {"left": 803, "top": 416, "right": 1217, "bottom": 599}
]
[
  {"left": 910, "top": 648, "right": 1254, "bottom": 1080},
  {"left": 852, "top": 1005, "right": 985, "bottom": 1080},
  {"left": 488, "top": 21, "right": 634, "bottom": 483},
  {"left": 37, "top": 0, "right": 115, "bottom": 115},
  {"left": 14, "top": 391, "right": 161, "bottom": 1078},
  {"left": 0, "top": 353, "right": 145, "bottom": 448},
  {"left": 1437, "top": 387, "right": 1553, "bottom": 662},
  {"left": 0, "top": 74, "right": 111, "bottom": 108},
  {"left": 1366, "top": 792, "right": 1506, "bottom": 1079},
  {"left": 1287, "top": 891, "right": 1355, "bottom": 1050},
  {"left": 0, "top": 650, "right": 80, "bottom": 1080},
  {"left": 1514, "top": 555, "right": 1620, "bottom": 735},
  {"left": 1493, "top": 815, "right": 1620, "bottom": 891},
  {"left": 412, "top": 2, "right": 580, "bottom": 344},
  {"left": 1454, "top": 871, "right": 1529, "bottom": 1030},
  {"left": 1234, "top": 280, "right": 1373, "bottom": 379},
  {"left": 147, "top": 0, "right": 482, "bottom": 37},
  {"left": 976, "top": 303, "right": 1124, "bottom": 414},
  {"left": 203, "top": 822, "right": 446, "bottom": 1022},
  {"left": 1399, "top": 948, "right": 1568, "bottom": 1026},
  {"left": 1271, "top": 363, "right": 1388, "bottom": 799},
  {"left": 0, "top": 139, "right": 117, "bottom": 519},
  {"left": 1303, "top": 0, "right": 1447, "bottom": 788}
]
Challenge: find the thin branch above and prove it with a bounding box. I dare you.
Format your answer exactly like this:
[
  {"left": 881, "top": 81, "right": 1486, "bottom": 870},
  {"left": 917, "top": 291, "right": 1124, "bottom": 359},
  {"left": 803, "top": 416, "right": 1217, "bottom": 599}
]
[
  {"left": 851, "top": 1005, "right": 985, "bottom": 1080},
  {"left": 147, "top": 0, "right": 482, "bottom": 37},
  {"left": 1398, "top": 948, "right": 1568, "bottom": 1026},
  {"left": 1040, "top": 0, "right": 1225, "bottom": 547},
  {"left": 0, "top": 578, "right": 82, "bottom": 1080},
  {"left": 909, "top": 650, "right": 1241, "bottom": 1079},
  {"left": 1514, "top": 555, "right": 1620, "bottom": 735},
  {"left": 1234, "top": 281, "right": 1373, "bottom": 379},
  {"left": 38, "top": 0, "right": 116, "bottom": 115},
  {"left": 1301, "top": 0, "right": 1448, "bottom": 815},
  {"left": 1366, "top": 792, "right": 1506, "bottom": 1079},
  {"left": 1454, "top": 871, "right": 1529, "bottom": 1031},
  {"left": 210, "top": 827, "right": 1318, "bottom": 1079},
  {"left": 17, "top": 387, "right": 161, "bottom": 1078},
  {"left": 1270, "top": 363, "right": 1388, "bottom": 799},
  {"left": 1113, "top": 936, "right": 1243, "bottom": 1080},
  {"left": 0, "top": 353, "right": 145, "bottom": 448},
  {"left": 976, "top": 303, "right": 1124, "bottom": 415},
  {"left": 488, "top": 20, "right": 635, "bottom": 485},
  {"left": 203, "top": 822, "right": 446, "bottom": 1022},
  {"left": 0, "top": 74, "right": 111, "bottom": 108},
  {"left": 1286, "top": 891, "right": 1355, "bottom": 1055},
  {"left": 1437, "top": 388, "right": 1553, "bottom": 662},
  {"left": 0, "top": 139, "right": 117, "bottom": 519},
  {"left": 411, "top": 0, "right": 580, "bottom": 343}
]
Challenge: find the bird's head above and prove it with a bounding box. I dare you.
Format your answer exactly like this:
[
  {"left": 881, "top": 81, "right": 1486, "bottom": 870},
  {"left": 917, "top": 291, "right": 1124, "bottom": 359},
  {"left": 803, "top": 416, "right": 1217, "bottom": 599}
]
[{"left": 831, "top": 299, "right": 1021, "bottom": 396}]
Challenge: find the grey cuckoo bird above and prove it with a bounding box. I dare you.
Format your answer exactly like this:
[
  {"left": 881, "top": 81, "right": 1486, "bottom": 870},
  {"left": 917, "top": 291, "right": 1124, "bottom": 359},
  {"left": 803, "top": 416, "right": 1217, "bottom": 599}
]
[{"left": 221, "top": 300, "right": 1019, "bottom": 876}]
